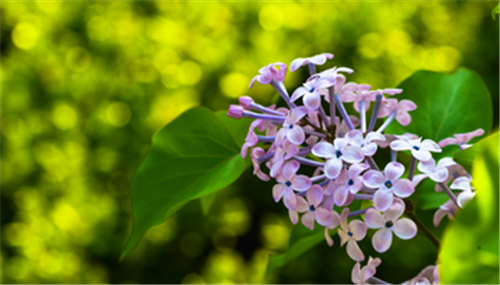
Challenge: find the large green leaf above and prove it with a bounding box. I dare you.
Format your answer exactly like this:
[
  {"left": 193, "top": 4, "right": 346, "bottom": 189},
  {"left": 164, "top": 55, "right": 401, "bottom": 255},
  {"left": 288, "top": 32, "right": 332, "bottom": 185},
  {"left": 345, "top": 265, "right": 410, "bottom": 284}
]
[
  {"left": 439, "top": 132, "right": 499, "bottom": 283},
  {"left": 121, "top": 107, "right": 246, "bottom": 259},
  {"left": 386, "top": 68, "right": 491, "bottom": 146},
  {"left": 386, "top": 69, "right": 492, "bottom": 210}
]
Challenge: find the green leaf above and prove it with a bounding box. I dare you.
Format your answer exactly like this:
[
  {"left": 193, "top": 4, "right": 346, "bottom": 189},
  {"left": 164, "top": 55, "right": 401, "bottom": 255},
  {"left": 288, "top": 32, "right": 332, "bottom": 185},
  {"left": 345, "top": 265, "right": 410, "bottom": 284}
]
[
  {"left": 215, "top": 110, "right": 252, "bottom": 148},
  {"left": 386, "top": 68, "right": 491, "bottom": 149},
  {"left": 387, "top": 69, "right": 492, "bottom": 211},
  {"left": 121, "top": 107, "right": 246, "bottom": 259},
  {"left": 266, "top": 225, "right": 325, "bottom": 276},
  {"left": 200, "top": 191, "right": 218, "bottom": 215},
  {"left": 439, "top": 132, "right": 499, "bottom": 283},
  {"left": 492, "top": 4, "right": 499, "bottom": 20}
]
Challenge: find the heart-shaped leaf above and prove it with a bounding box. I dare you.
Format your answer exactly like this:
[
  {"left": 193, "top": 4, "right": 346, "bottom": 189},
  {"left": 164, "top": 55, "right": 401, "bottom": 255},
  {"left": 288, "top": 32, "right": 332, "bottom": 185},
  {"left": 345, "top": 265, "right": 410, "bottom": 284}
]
[
  {"left": 121, "top": 107, "right": 246, "bottom": 259},
  {"left": 386, "top": 68, "right": 491, "bottom": 150}
]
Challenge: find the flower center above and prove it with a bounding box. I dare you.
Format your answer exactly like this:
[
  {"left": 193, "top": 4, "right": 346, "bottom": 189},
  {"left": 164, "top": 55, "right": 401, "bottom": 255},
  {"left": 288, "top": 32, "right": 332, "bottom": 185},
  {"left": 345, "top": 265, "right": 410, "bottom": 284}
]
[
  {"left": 288, "top": 124, "right": 293, "bottom": 129},
  {"left": 335, "top": 150, "right": 342, "bottom": 158},
  {"left": 412, "top": 145, "right": 420, "bottom": 151},
  {"left": 282, "top": 152, "right": 287, "bottom": 159},
  {"left": 347, "top": 179, "right": 354, "bottom": 186},
  {"left": 309, "top": 205, "right": 316, "bottom": 212},
  {"left": 308, "top": 87, "right": 315, "bottom": 93},
  {"left": 285, "top": 181, "right": 292, "bottom": 187},
  {"left": 385, "top": 221, "right": 394, "bottom": 228},
  {"left": 347, "top": 231, "right": 353, "bottom": 237},
  {"left": 384, "top": 180, "right": 393, "bottom": 189}
]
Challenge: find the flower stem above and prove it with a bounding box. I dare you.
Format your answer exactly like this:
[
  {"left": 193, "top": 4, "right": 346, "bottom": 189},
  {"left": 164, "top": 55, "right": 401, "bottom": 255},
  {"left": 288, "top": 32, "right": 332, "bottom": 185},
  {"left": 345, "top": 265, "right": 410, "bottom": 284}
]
[
  {"left": 408, "top": 156, "right": 417, "bottom": 181},
  {"left": 406, "top": 211, "right": 440, "bottom": 249},
  {"left": 368, "top": 276, "right": 391, "bottom": 284}
]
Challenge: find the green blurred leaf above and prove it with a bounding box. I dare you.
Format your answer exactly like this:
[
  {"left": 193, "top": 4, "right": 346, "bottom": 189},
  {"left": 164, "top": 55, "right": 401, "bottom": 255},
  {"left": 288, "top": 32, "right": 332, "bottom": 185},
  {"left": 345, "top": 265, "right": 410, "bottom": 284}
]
[
  {"left": 200, "top": 191, "right": 218, "bottom": 215},
  {"left": 492, "top": 4, "right": 499, "bottom": 19},
  {"left": 121, "top": 107, "right": 246, "bottom": 259},
  {"left": 266, "top": 225, "right": 325, "bottom": 276},
  {"left": 386, "top": 68, "right": 491, "bottom": 150},
  {"left": 439, "top": 132, "right": 499, "bottom": 284}
]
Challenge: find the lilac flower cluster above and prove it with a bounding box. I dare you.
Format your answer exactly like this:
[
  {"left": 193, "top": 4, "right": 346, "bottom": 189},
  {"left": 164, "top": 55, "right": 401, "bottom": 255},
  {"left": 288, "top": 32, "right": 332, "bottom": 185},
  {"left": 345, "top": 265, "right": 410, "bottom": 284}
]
[{"left": 227, "top": 53, "right": 484, "bottom": 284}]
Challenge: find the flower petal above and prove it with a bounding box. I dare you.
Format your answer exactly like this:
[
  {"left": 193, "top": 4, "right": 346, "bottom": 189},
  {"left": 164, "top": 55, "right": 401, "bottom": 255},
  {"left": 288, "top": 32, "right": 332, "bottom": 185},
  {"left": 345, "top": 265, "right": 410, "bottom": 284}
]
[
  {"left": 412, "top": 149, "right": 432, "bottom": 161},
  {"left": 364, "top": 208, "right": 385, "bottom": 229},
  {"left": 418, "top": 158, "right": 436, "bottom": 174},
  {"left": 421, "top": 139, "right": 442, "bottom": 153},
  {"left": 325, "top": 228, "right": 334, "bottom": 247},
  {"left": 373, "top": 189, "right": 394, "bottom": 212},
  {"left": 312, "top": 142, "right": 336, "bottom": 158},
  {"left": 372, "top": 228, "right": 393, "bottom": 253},
  {"left": 334, "top": 185, "right": 350, "bottom": 206},
  {"left": 283, "top": 189, "right": 297, "bottom": 210},
  {"left": 325, "top": 158, "right": 343, "bottom": 179},
  {"left": 315, "top": 208, "right": 334, "bottom": 227},
  {"left": 429, "top": 168, "right": 449, "bottom": 183},
  {"left": 342, "top": 146, "right": 365, "bottom": 163},
  {"left": 288, "top": 210, "right": 298, "bottom": 224},
  {"left": 390, "top": 140, "right": 411, "bottom": 151},
  {"left": 295, "top": 195, "right": 309, "bottom": 213},
  {"left": 272, "top": 184, "right": 284, "bottom": 202},
  {"left": 395, "top": 111, "right": 412, "bottom": 126},
  {"left": 350, "top": 220, "right": 368, "bottom": 241},
  {"left": 282, "top": 160, "right": 300, "bottom": 181},
  {"left": 457, "top": 191, "right": 475, "bottom": 208},
  {"left": 347, "top": 240, "right": 365, "bottom": 262},
  {"left": 291, "top": 175, "right": 312, "bottom": 192},
  {"left": 301, "top": 211, "right": 315, "bottom": 230},
  {"left": 288, "top": 106, "right": 308, "bottom": 124},
  {"left": 392, "top": 179, "right": 414, "bottom": 198},
  {"left": 306, "top": 185, "right": 324, "bottom": 206},
  {"left": 393, "top": 218, "right": 417, "bottom": 240},
  {"left": 362, "top": 170, "right": 385, "bottom": 188},
  {"left": 303, "top": 91, "right": 321, "bottom": 110},
  {"left": 384, "top": 198, "right": 405, "bottom": 221},
  {"left": 287, "top": 126, "right": 305, "bottom": 145},
  {"left": 384, "top": 162, "right": 405, "bottom": 181}
]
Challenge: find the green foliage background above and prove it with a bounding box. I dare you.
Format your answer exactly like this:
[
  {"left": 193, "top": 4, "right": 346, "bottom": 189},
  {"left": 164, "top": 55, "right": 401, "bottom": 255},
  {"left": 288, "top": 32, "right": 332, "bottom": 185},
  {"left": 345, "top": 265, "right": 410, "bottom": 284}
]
[{"left": 1, "top": 1, "right": 498, "bottom": 284}]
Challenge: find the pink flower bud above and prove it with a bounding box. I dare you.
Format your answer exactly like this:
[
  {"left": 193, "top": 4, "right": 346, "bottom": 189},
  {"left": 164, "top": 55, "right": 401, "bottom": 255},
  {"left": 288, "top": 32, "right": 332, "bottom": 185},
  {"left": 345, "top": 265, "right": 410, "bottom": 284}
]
[
  {"left": 227, "top": 105, "right": 244, "bottom": 119},
  {"left": 238, "top": 96, "right": 254, "bottom": 109}
]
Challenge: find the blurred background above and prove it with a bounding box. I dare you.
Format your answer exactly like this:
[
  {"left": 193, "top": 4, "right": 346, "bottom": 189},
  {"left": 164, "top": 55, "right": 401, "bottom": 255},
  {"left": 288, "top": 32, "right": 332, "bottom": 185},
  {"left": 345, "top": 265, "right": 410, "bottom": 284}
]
[{"left": 1, "top": 1, "right": 498, "bottom": 284}]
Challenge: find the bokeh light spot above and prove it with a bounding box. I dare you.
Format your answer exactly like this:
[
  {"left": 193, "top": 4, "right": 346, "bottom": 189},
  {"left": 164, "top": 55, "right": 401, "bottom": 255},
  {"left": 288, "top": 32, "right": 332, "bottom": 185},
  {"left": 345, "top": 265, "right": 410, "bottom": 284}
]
[
  {"left": 65, "top": 47, "right": 91, "bottom": 71},
  {"left": 178, "top": 61, "right": 202, "bottom": 85},
  {"left": 52, "top": 103, "right": 78, "bottom": 130},
  {"left": 106, "top": 102, "right": 131, "bottom": 127},
  {"left": 12, "top": 23, "right": 38, "bottom": 50},
  {"left": 220, "top": 73, "right": 249, "bottom": 99},
  {"left": 87, "top": 16, "right": 111, "bottom": 41},
  {"left": 259, "top": 5, "right": 283, "bottom": 31},
  {"left": 358, "top": 33, "right": 384, "bottom": 58},
  {"left": 182, "top": 273, "right": 206, "bottom": 284}
]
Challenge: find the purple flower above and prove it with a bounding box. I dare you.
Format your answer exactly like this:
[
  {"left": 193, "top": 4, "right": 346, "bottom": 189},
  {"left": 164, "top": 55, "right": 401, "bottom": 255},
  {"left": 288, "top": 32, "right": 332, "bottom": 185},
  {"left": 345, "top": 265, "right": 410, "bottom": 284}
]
[
  {"left": 251, "top": 147, "right": 271, "bottom": 181},
  {"left": 249, "top": 62, "right": 287, "bottom": 88},
  {"left": 346, "top": 130, "right": 386, "bottom": 156},
  {"left": 290, "top": 53, "right": 334, "bottom": 72},
  {"left": 378, "top": 98, "right": 417, "bottom": 126},
  {"left": 295, "top": 185, "right": 336, "bottom": 230},
  {"left": 241, "top": 119, "right": 262, "bottom": 158},
  {"left": 362, "top": 162, "right": 414, "bottom": 211},
  {"left": 334, "top": 163, "right": 369, "bottom": 206},
  {"left": 433, "top": 200, "right": 456, "bottom": 227},
  {"left": 277, "top": 106, "right": 308, "bottom": 145},
  {"left": 351, "top": 256, "right": 382, "bottom": 285},
  {"left": 390, "top": 137, "right": 441, "bottom": 161},
  {"left": 269, "top": 139, "right": 299, "bottom": 178},
  {"left": 312, "top": 138, "right": 364, "bottom": 179},
  {"left": 338, "top": 208, "right": 367, "bottom": 262},
  {"left": 291, "top": 77, "right": 332, "bottom": 110},
  {"left": 415, "top": 157, "right": 456, "bottom": 183},
  {"left": 438, "top": 128, "right": 485, "bottom": 150},
  {"left": 402, "top": 265, "right": 439, "bottom": 285},
  {"left": 364, "top": 198, "right": 417, "bottom": 253},
  {"left": 450, "top": 177, "right": 475, "bottom": 208},
  {"left": 434, "top": 163, "right": 469, "bottom": 192},
  {"left": 273, "top": 160, "right": 312, "bottom": 209}
]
